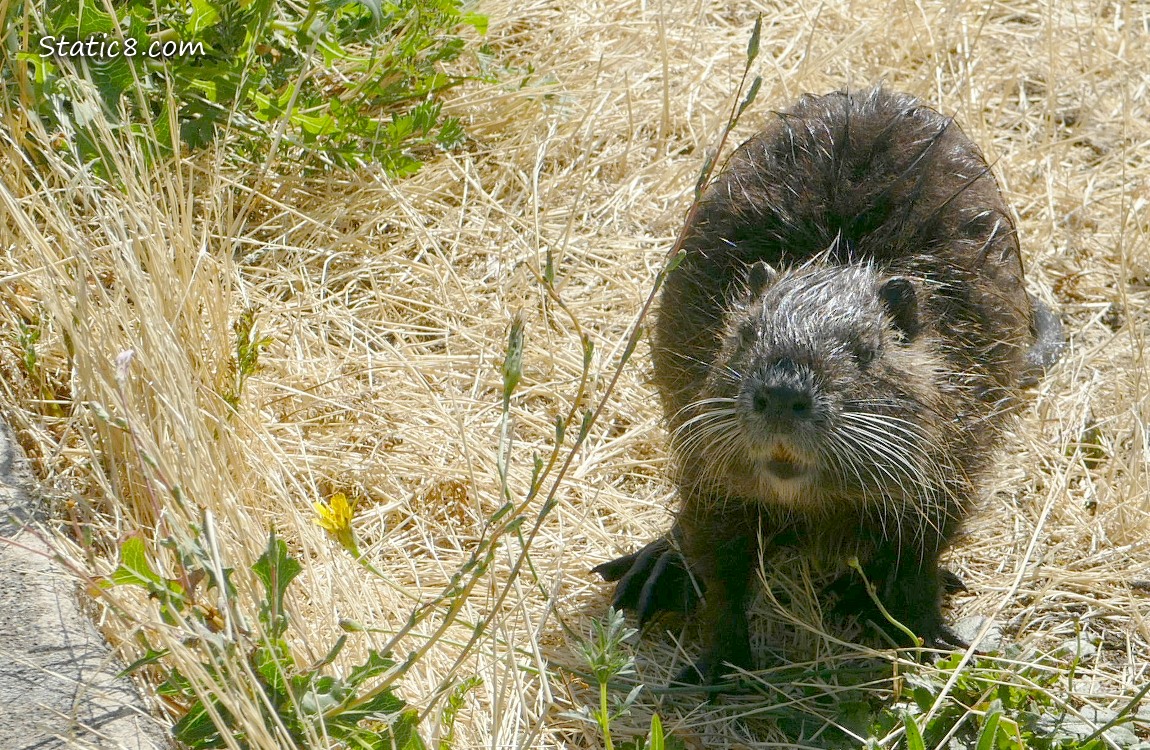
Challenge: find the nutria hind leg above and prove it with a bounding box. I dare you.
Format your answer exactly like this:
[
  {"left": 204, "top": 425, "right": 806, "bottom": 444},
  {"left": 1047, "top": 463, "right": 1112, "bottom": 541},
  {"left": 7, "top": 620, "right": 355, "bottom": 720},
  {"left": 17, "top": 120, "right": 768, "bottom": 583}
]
[
  {"left": 828, "top": 564, "right": 966, "bottom": 600},
  {"left": 827, "top": 552, "right": 968, "bottom": 650},
  {"left": 592, "top": 532, "right": 700, "bottom": 624},
  {"left": 878, "top": 567, "right": 969, "bottom": 650},
  {"left": 1020, "top": 293, "right": 1065, "bottom": 385}
]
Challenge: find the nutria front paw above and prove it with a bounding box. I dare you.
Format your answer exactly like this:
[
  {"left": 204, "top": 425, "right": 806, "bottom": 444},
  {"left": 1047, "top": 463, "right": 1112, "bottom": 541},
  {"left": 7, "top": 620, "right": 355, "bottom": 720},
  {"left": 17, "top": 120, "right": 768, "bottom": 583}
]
[
  {"left": 672, "top": 644, "right": 752, "bottom": 686},
  {"left": 591, "top": 537, "right": 700, "bottom": 624},
  {"left": 673, "top": 653, "right": 723, "bottom": 685},
  {"left": 920, "top": 622, "right": 970, "bottom": 651}
]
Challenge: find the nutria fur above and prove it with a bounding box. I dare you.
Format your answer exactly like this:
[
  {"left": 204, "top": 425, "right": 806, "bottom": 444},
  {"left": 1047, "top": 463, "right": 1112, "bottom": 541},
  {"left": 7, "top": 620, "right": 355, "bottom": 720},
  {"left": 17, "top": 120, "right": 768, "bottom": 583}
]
[{"left": 593, "top": 86, "right": 1063, "bottom": 684}]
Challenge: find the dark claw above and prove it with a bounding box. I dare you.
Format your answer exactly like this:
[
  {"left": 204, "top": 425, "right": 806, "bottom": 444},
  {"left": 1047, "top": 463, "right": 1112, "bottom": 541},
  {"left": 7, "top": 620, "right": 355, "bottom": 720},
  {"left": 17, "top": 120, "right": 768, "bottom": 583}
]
[
  {"left": 923, "top": 623, "right": 970, "bottom": 651},
  {"left": 823, "top": 561, "right": 975, "bottom": 648},
  {"left": 638, "top": 547, "right": 674, "bottom": 624},
  {"left": 672, "top": 645, "right": 749, "bottom": 687},
  {"left": 590, "top": 549, "right": 644, "bottom": 583},
  {"left": 673, "top": 659, "right": 707, "bottom": 685},
  {"left": 940, "top": 568, "right": 968, "bottom": 594},
  {"left": 672, "top": 650, "right": 728, "bottom": 686},
  {"left": 854, "top": 611, "right": 971, "bottom": 651},
  {"left": 611, "top": 538, "right": 669, "bottom": 611},
  {"left": 592, "top": 537, "right": 699, "bottom": 619}
]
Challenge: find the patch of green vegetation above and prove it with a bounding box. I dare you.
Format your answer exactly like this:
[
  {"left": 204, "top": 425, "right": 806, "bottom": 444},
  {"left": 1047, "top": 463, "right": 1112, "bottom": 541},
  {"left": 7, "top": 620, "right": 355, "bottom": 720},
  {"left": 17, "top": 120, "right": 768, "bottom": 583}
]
[
  {"left": 15, "top": 318, "right": 41, "bottom": 378},
  {"left": 223, "top": 307, "right": 272, "bottom": 412},
  {"left": 111, "top": 530, "right": 433, "bottom": 749},
  {"left": 10, "top": 313, "right": 68, "bottom": 416},
  {"left": 6, "top": 0, "right": 485, "bottom": 174},
  {"left": 868, "top": 650, "right": 1121, "bottom": 750},
  {"left": 570, "top": 608, "right": 681, "bottom": 750}
]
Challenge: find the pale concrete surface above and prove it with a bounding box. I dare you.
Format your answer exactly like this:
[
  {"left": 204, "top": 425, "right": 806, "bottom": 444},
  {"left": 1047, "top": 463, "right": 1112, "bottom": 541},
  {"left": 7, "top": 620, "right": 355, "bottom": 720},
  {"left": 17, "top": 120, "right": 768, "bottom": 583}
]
[{"left": 0, "top": 419, "right": 167, "bottom": 750}]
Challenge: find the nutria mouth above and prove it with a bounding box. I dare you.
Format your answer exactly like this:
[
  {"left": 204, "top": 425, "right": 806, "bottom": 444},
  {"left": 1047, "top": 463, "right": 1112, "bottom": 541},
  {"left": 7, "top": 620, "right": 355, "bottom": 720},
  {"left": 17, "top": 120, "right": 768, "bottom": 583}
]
[
  {"left": 763, "top": 443, "right": 809, "bottom": 479},
  {"left": 763, "top": 459, "right": 806, "bottom": 479}
]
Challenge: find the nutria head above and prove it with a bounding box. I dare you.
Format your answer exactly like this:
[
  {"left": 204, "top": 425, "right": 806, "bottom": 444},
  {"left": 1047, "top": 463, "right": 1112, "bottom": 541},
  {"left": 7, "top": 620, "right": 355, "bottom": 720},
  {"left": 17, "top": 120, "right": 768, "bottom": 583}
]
[{"left": 673, "top": 258, "right": 955, "bottom": 514}]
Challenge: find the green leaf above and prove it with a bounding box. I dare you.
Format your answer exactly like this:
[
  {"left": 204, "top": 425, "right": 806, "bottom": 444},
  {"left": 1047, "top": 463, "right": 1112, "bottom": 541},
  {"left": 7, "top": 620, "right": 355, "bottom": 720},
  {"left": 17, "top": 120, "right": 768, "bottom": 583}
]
[
  {"left": 252, "top": 531, "right": 303, "bottom": 639},
  {"left": 251, "top": 640, "right": 294, "bottom": 702},
  {"left": 316, "top": 634, "right": 348, "bottom": 669},
  {"left": 976, "top": 700, "right": 1003, "bottom": 750},
  {"left": 666, "top": 249, "right": 687, "bottom": 272},
  {"left": 188, "top": 0, "right": 221, "bottom": 34},
  {"left": 293, "top": 111, "right": 338, "bottom": 137},
  {"left": 438, "top": 675, "right": 480, "bottom": 750},
  {"left": 317, "top": 37, "right": 350, "bottom": 66},
  {"left": 153, "top": 98, "right": 176, "bottom": 156},
  {"left": 694, "top": 149, "right": 715, "bottom": 198},
  {"left": 118, "top": 648, "right": 170, "bottom": 677},
  {"left": 838, "top": 700, "right": 874, "bottom": 735},
  {"left": 392, "top": 708, "right": 427, "bottom": 750},
  {"left": 384, "top": 113, "right": 412, "bottom": 142},
  {"left": 911, "top": 685, "right": 936, "bottom": 712},
  {"left": 489, "top": 502, "right": 513, "bottom": 524},
  {"left": 347, "top": 649, "right": 397, "bottom": 687},
  {"left": 501, "top": 315, "right": 525, "bottom": 404},
  {"left": 434, "top": 115, "right": 462, "bottom": 148},
  {"left": 160, "top": 526, "right": 236, "bottom": 599},
  {"left": 737, "top": 75, "right": 762, "bottom": 119},
  {"left": 111, "top": 537, "right": 163, "bottom": 588},
  {"left": 172, "top": 697, "right": 228, "bottom": 749},
  {"left": 335, "top": 687, "right": 407, "bottom": 726},
  {"left": 180, "top": 104, "right": 224, "bottom": 150},
  {"left": 86, "top": 55, "right": 136, "bottom": 112},
  {"left": 462, "top": 12, "right": 488, "bottom": 35},
  {"left": 411, "top": 100, "right": 441, "bottom": 133},
  {"left": 903, "top": 712, "right": 925, "bottom": 750},
  {"left": 647, "top": 712, "right": 664, "bottom": 750},
  {"left": 16, "top": 52, "right": 53, "bottom": 86},
  {"left": 156, "top": 668, "right": 195, "bottom": 698},
  {"left": 745, "top": 14, "right": 762, "bottom": 65},
  {"left": 69, "top": 6, "right": 115, "bottom": 37},
  {"left": 350, "top": 0, "right": 384, "bottom": 23},
  {"left": 298, "top": 674, "right": 351, "bottom": 716},
  {"left": 336, "top": 710, "right": 426, "bottom": 750},
  {"left": 578, "top": 408, "right": 594, "bottom": 441}
]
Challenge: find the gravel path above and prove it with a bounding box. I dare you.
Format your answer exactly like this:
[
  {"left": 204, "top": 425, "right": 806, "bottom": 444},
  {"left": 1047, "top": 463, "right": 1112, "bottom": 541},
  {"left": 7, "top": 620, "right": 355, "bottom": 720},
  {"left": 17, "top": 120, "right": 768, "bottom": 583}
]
[{"left": 0, "top": 419, "right": 166, "bottom": 749}]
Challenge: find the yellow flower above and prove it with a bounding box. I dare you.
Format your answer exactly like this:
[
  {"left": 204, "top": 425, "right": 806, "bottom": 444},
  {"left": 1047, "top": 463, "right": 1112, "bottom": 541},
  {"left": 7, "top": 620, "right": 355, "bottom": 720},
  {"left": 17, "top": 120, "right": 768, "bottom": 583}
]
[{"left": 313, "top": 492, "right": 359, "bottom": 556}]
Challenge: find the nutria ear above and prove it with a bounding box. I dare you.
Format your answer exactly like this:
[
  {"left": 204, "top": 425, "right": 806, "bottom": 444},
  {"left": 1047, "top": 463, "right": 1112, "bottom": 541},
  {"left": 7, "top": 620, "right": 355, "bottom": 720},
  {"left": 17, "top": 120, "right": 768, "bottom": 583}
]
[
  {"left": 747, "top": 260, "right": 778, "bottom": 297},
  {"left": 879, "top": 277, "right": 918, "bottom": 339}
]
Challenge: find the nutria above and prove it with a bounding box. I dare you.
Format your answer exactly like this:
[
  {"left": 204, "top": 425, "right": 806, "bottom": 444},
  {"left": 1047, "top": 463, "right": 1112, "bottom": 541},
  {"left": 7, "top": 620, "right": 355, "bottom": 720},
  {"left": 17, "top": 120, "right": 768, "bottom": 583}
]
[{"left": 593, "top": 86, "right": 1063, "bottom": 684}]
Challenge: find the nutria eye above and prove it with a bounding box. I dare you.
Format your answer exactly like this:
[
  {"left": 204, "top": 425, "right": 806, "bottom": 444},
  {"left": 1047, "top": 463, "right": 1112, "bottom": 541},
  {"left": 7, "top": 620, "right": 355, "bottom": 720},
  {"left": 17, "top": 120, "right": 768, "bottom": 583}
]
[
  {"left": 740, "top": 324, "right": 757, "bottom": 345},
  {"left": 854, "top": 345, "right": 875, "bottom": 367}
]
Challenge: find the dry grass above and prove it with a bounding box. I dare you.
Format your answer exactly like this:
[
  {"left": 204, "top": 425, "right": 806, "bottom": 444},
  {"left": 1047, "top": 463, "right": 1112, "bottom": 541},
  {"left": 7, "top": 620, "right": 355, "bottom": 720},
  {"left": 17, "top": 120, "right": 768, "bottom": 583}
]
[{"left": 1, "top": 0, "right": 1148, "bottom": 747}]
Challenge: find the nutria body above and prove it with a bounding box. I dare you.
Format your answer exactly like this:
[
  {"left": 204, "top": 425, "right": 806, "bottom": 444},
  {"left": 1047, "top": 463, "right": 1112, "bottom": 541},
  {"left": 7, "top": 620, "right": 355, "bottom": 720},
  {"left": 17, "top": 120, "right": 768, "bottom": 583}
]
[{"left": 593, "top": 86, "right": 1063, "bottom": 683}]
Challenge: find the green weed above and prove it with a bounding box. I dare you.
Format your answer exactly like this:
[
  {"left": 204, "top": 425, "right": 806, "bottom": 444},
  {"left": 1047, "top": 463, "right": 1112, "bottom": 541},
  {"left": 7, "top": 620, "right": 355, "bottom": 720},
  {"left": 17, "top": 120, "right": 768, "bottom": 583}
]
[
  {"left": 6, "top": 0, "right": 485, "bottom": 174},
  {"left": 871, "top": 651, "right": 1121, "bottom": 749},
  {"left": 569, "top": 609, "right": 680, "bottom": 750},
  {"left": 223, "top": 307, "right": 272, "bottom": 412},
  {"left": 112, "top": 529, "right": 431, "bottom": 749},
  {"left": 16, "top": 319, "right": 40, "bottom": 378}
]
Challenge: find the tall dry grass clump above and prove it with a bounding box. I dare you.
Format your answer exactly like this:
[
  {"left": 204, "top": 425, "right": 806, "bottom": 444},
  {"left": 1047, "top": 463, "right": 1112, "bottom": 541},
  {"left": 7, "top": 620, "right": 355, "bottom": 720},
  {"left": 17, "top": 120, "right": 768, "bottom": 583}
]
[{"left": 0, "top": 0, "right": 1147, "bottom": 747}]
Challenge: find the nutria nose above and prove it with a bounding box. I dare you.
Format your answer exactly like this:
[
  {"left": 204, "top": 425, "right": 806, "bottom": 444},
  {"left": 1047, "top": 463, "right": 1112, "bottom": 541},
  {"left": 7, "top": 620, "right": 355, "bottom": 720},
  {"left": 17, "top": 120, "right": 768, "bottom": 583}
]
[{"left": 752, "top": 384, "right": 813, "bottom": 420}]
